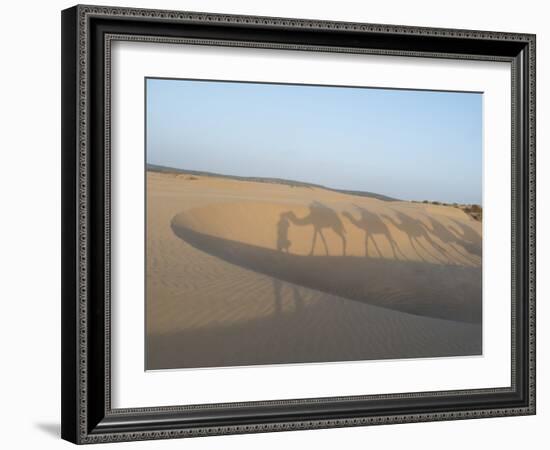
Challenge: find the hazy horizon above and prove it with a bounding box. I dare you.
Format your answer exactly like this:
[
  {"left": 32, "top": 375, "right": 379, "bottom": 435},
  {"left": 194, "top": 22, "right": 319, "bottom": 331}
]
[{"left": 146, "top": 78, "right": 482, "bottom": 204}]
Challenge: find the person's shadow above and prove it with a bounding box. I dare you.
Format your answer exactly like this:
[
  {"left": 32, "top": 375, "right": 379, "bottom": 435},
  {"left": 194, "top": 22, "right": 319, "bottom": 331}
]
[{"left": 276, "top": 212, "right": 292, "bottom": 252}]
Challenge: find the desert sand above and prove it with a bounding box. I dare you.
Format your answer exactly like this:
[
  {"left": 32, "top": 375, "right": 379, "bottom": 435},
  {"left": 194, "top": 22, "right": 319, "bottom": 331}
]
[{"left": 146, "top": 170, "right": 482, "bottom": 370}]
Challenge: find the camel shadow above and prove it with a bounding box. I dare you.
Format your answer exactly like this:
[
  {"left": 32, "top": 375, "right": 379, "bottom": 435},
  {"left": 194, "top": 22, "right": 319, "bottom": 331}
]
[
  {"left": 381, "top": 211, "right": 449, "bottom": 263},
  {"left": 448, "top": 219, "right": 482, "bottom": 257},
  {"left": 342, "top": 205, "right": 406, "bottom": 259},
  {"left": 281, "top": 201, "right": 346, "bottom": 256},
  {"left": 425, "top": 216, "right": 481, "bottom": 262}
]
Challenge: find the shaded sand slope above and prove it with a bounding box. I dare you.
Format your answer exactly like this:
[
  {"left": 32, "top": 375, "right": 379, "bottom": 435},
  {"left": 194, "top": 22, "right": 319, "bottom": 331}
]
[
  {"left": 171, "top": 224, "right": 481, "bottom": 323},
  {"left": 146, "top": 171, "right": 482, "bottom": 369}
]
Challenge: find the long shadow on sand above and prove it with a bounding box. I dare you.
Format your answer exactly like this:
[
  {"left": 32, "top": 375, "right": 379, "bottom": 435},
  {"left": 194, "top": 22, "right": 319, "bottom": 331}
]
[{"left": 171, "top": 217, "right": 481, "bottom": 325}]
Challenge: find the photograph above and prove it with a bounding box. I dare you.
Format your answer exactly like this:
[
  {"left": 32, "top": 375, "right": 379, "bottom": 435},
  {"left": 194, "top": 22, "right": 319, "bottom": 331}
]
[{"left": 145, "top": 78, "right": 483, "bottom": 370}]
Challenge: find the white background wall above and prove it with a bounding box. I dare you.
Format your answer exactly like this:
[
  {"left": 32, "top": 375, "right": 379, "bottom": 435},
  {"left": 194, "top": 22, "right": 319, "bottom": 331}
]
[{"left": 0, "top": 0, "right": 546, "bottom": 448}]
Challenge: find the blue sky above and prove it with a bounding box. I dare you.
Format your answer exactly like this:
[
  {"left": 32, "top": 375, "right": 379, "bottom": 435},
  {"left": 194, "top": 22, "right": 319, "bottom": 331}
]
[{"left": 146, "top": 78, "right": 482, "bottom": 204}]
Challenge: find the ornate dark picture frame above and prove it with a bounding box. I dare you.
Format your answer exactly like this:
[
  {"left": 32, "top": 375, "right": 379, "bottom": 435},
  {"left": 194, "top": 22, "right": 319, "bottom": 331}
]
[{"left": 61, "top": 4, "right": 536, "bottom": 444}]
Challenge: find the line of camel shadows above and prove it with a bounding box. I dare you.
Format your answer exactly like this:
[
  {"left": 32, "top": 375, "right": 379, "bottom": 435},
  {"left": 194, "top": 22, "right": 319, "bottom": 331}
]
[
  {"left": 170, "top": 201, "right": 482, "bottom": 324},
  {"left": 272, "top": 202, "right": 481, "bottom": 322},
  {"left": 276, "top": 201, "right": 481, "bottom": 263}
]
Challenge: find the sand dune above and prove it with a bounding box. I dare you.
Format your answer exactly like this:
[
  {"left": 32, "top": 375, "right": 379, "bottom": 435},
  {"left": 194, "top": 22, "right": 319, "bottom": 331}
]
[{"left": 146, "top": 171, "right": 482, "bottom": 370}]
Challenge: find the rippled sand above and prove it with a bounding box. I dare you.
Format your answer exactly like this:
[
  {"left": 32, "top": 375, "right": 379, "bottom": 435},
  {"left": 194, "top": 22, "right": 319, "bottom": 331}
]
[{"left": 146, "top": 170, "right": 482, "bottom": 370}]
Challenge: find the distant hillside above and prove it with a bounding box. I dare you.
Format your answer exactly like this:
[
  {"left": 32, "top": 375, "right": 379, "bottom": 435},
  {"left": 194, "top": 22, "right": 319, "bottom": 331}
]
[{"left": 147, "top": 164, "right": 399, "bottom": 202}]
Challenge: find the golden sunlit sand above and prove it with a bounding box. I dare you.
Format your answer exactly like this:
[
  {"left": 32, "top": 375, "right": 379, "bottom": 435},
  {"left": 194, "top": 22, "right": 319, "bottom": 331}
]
[{"left": 146, "top": 170, "right": 482, "bottom": 370}]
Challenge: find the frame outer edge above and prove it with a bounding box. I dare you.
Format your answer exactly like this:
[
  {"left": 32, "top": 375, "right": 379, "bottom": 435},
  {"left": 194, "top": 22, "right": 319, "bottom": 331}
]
[
  {"left": 527, "top": 34, "right": 536, "bottom": 414},
  {"left": 66, "top": 4, "right": 537, "bottom": 444},
  {"left": 61, "top": 5, "right": 80, "bottom": 445},
  {"left": 76, "top": 3, "right": 534, "bottom": 41}
]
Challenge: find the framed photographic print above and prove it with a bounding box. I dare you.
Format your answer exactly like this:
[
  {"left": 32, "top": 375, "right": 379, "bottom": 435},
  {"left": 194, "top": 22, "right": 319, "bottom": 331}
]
[{"left": 61, "top": 5, "right": 536, "bottom": 444}]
